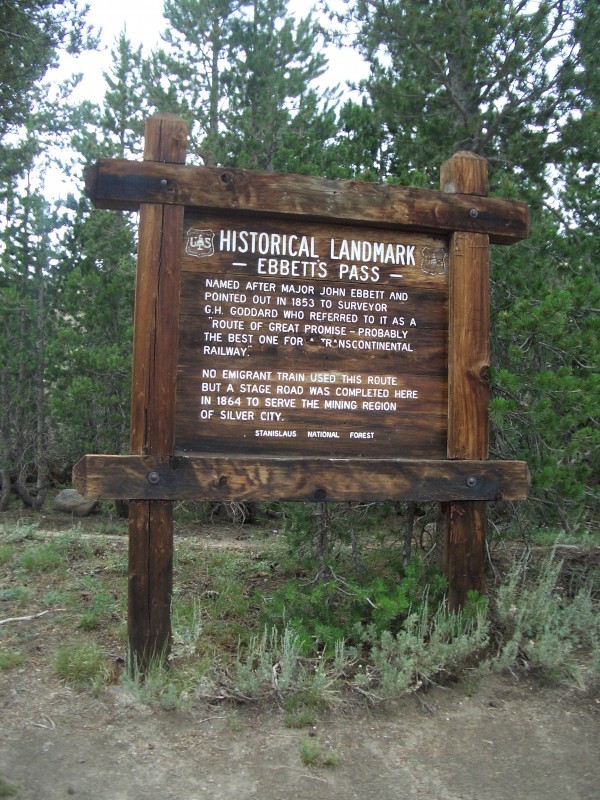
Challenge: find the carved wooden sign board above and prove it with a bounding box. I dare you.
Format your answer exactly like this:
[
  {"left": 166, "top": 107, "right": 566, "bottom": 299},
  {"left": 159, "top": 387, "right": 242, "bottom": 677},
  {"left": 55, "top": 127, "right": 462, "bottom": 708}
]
[
  {"left": 74, "top": 115, "right": 530, "bottom": 666},
  {"left": 177, "top": 213, "right": 448, "bottom": 459}
]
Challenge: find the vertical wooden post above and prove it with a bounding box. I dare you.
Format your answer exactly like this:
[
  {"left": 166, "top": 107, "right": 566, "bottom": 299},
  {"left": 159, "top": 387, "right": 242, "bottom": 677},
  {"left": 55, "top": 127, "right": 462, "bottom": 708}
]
[
  {"left": 440, "top": 151, "right": 490, "bottom": 609},
  {"left": 128, "top": 114, "right": 188, "bottom": 671}
]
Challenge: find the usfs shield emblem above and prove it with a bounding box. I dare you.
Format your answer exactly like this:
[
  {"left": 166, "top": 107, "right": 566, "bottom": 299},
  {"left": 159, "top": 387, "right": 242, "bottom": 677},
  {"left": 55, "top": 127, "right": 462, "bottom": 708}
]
[{"left": 186, "top": 228, "right": 215, "bottom": 258}]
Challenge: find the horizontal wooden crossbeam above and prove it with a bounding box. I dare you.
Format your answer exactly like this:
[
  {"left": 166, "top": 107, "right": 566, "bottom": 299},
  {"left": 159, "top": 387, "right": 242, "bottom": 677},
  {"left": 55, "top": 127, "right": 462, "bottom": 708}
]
[
  {"left": 85, "top": 159, "right": 530, "bottom": 245},
  {"left": 73, "top": 454, "right": 529, "bottom": 503}
]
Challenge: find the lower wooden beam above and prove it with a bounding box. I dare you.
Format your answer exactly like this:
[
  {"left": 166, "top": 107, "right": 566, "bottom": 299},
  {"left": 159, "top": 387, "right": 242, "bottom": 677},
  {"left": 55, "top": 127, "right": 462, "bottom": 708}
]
[{"left": 73, "top": 454, "right": 529, "bottom": 503}]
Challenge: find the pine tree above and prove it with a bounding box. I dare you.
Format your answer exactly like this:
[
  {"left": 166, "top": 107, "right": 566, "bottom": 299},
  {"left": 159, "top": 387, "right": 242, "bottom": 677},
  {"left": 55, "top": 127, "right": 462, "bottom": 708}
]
[
  {"left": 225, "top": 0, "right": 330, "bottom": 171},
  {"left": 0, "top": 154, "right": 58, "bottom": 509},
  {"left": 101, "top": 32, "right": 150, "bottom": 159},
  {"left": 47, "top": 35, "right": 142, "bottom": 467},
  {"left": 0, "top": 1, "right": 96, "bottom": 508},
  {"left": 153, "top": 0, "right": 334, "bottom": 172},
  {"left": 344, "top": 0, "right": 571, "bottom": 191},
  {"left": 47, "top": 202, "right": 136, "bottom": 466},
  {"left": 148, "top": 0, "right": 248, "bottom": 166},
  {"left": 340, "top": 0, "right": 599, "bottom": 530},
  {"left": 0, "top": 1, "right": 97, "bottom": 182}
]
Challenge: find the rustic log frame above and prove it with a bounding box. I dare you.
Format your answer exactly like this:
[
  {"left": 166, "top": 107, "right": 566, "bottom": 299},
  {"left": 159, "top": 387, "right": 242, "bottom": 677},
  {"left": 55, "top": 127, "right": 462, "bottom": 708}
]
[
  {"left": 126, "top": 115, "right": 188, "bottom": 669},
  {"left": 75, "top": 114, "right": 530, "bottom": 667},
  {"left": 85, "top": 157, "right": 529, "bottom": 245},
  {"left": 442, "top": 152, "right": 493, "bottom": 609},
  {"left": 74, "top": 455, "right": 529, "bottom": 503}
]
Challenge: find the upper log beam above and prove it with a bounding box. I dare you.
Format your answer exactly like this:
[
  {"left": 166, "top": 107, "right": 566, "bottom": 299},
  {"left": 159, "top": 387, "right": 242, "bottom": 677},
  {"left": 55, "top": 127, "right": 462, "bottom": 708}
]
[{"left": 84, "top": 159, "right": 530, "bottom": 245}]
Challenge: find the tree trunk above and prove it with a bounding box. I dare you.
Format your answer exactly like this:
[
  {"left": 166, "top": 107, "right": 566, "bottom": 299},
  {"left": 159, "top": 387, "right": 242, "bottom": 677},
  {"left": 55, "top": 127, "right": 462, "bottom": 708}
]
[{"left": 315, "top": 501, "right": 331, "bottom": 580}]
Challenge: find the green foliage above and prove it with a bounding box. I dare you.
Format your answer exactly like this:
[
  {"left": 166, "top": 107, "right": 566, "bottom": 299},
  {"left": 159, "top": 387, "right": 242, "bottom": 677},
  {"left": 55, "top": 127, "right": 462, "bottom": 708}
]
[
  {"left": 100, "top": 34, "right": 149, "bottom": 159},
  {"left": 491, "top": 551, "right": 600, "bottom": 684},
  {"left": 171, "top": 598, "right": 204, "bottom": 658},
  {"left": 155, "top": 0, "right": 334, "bottom": 173},
  {"left": 2, "top": 516, "right": 598, "bottom": 710},
  {"left": 0, "top": 773, "right": 18, "bottom": 798},
  {"left": 299, "top": 736, "right": 340, "bottom": 767},
  {"left": 326, "top": 98, "right": 387, "bottom": 181},
  {"left": 340, "top": 0, "right": 600, "bottom": 532},
  {"left": 0, "top": 2, "right": 97, "bottom": 510},
  {"left": 0, "top": 650, "right": 25, "bottom": 671},
  {"left": 0, "top": 178, "right": 58, "bottom": 510},
  {"left": 262, "top": 555, "right": 447, "bottom": 653},
  {"left": 48, "top": 206, "right": 135, "bottom": 465},
  {"left": 18, "top": 539, "right": 67, "bottom": 574},
  {"left": 0, "top": 544, "right": 15, "bottom": 565},
  {"left": 121, "top": 657, "right": 190, "bottom": 711},
  {"left": 283, "top": 686, "right": 331, "bottom": 727},
  {"left": 76, "top": 576, "right": 120, "bottom": 632},
  {"left": 41, "top": 589, "right": 67, "bottom": 607},
  {"left": 0, "top": 0, "right": 96, "bottom": 154},
  {"left": 54, "top": 641, "right": 111, "bottom": 692},
  {"left": 0, "top": 586, "right": 32, "bottom": 603},
  {"left": 490, "top": 218, "right": 600, "bottom": 530},
  {"left": 358, "top": 603, "right": 490, "bottom": 697},
  {"left": 0, "top": 0, "right": 597, "bottom": 536},
  {"left": 150, "top": 0, "right": 244, "bottom": 166},
  {"left": 225, "top": 0, "right": 330, "bottom": 171},
  {"left": 347, "top": 0, "right": 571, "bottom": 189}
]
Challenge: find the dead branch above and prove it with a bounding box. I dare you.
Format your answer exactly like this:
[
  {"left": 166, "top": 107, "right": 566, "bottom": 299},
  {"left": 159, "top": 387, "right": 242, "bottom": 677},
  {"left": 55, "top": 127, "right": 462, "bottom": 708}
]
[{"left": 0, "top": 608, "right": 65, "bottom": 627}]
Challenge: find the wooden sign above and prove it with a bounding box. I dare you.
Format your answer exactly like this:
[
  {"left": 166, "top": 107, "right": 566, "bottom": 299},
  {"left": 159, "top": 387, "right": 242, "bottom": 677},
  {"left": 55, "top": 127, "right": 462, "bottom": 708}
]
[
  {"left": 74, "top": 114, "right": 530, "bottom": 668},
  {"left": 177, "top": 213, "right": 448, "bottom": 458}
]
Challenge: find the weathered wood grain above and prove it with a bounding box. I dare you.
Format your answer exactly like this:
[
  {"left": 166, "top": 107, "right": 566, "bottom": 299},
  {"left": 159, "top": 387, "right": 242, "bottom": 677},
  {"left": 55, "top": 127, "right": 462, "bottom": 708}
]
[
  {"left": 447, "top": 230, "right": 490, "bottom": 458},
  {"left": 440, "top": 150, "right": 490, "bottom": 196},
  {"left": 85, "top": 158, "right": 530, "bottom": 244},
  {"left": 73, "top": 454, "right": 530, "bottom": 503},
  {"left": 442, "top": 151, "right": 492, "bottom": 609},
  {"left": 175, "top": 212, "right": 449, "bottom": 458},
  {"left": 128, "top": 114, "right": 188, "bottom": 670},
  {"left": 79, "top": 119, "right": 530, "bottom": 627}
]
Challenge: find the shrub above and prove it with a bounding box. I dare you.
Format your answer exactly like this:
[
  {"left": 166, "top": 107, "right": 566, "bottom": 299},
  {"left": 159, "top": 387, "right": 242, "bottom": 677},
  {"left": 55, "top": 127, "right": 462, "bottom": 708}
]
[
  {"left": 356, "top": 601, "right": 490, "bottom": 698},
  {"left": 491, "top": 551, "right": 600, "bottom": 684},
  {"left": 262, "top": 555, "right": 447, "bottom": 653}
]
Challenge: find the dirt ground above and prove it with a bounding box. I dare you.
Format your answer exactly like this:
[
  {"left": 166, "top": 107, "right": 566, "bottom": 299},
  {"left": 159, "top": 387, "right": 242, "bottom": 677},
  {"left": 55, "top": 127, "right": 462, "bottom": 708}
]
[
  {"left": 1, "top": 666, "right": 598, "bottom": 800},
  {"left": 1, "top": 511, "right": 599, "bottom": 799}
]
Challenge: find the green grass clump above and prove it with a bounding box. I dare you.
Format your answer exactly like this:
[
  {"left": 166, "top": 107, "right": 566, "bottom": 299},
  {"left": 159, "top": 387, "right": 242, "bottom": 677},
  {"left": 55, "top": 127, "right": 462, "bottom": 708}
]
[
  {"left": 75, "top": 577, "right": 121, "bottom": 632},
  {"left": 299, "top": 736, "right": 340, "bottom": 766},
  {"left": 121, "top": 656, "right": 192, "bottom": 711},
  {"left": 41, "top": 589, "right": 68, "bottom": 606},
  {"left": 54, "top": 641, "right": 110, "bottom": 691},
  {"left": 0, "top": 773, "right": 18, "bottom": 797},
  {"left": 0, "top": 586, "right": 31, "bottom": 603},
  {"left": 18, "top": 540, "right": 67, "bottom": 573},
  {"left": 0, "top": 651, "right": 25, "bottom": 671},
  {"left": 283, "top": 689, "right": 328, "bottom": 728},
  {"left": 284, "top": 707, "right": 315, "bottom": 728},
  {"left": 0, "top": 544, "right": 16, "bottom": 565}
]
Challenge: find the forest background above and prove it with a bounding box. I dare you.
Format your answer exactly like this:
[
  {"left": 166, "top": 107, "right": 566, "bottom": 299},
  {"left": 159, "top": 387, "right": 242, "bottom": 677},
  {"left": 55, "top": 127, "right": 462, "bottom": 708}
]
[{"left": 0, "top": 0, "right": 598, "bottom": 539}]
